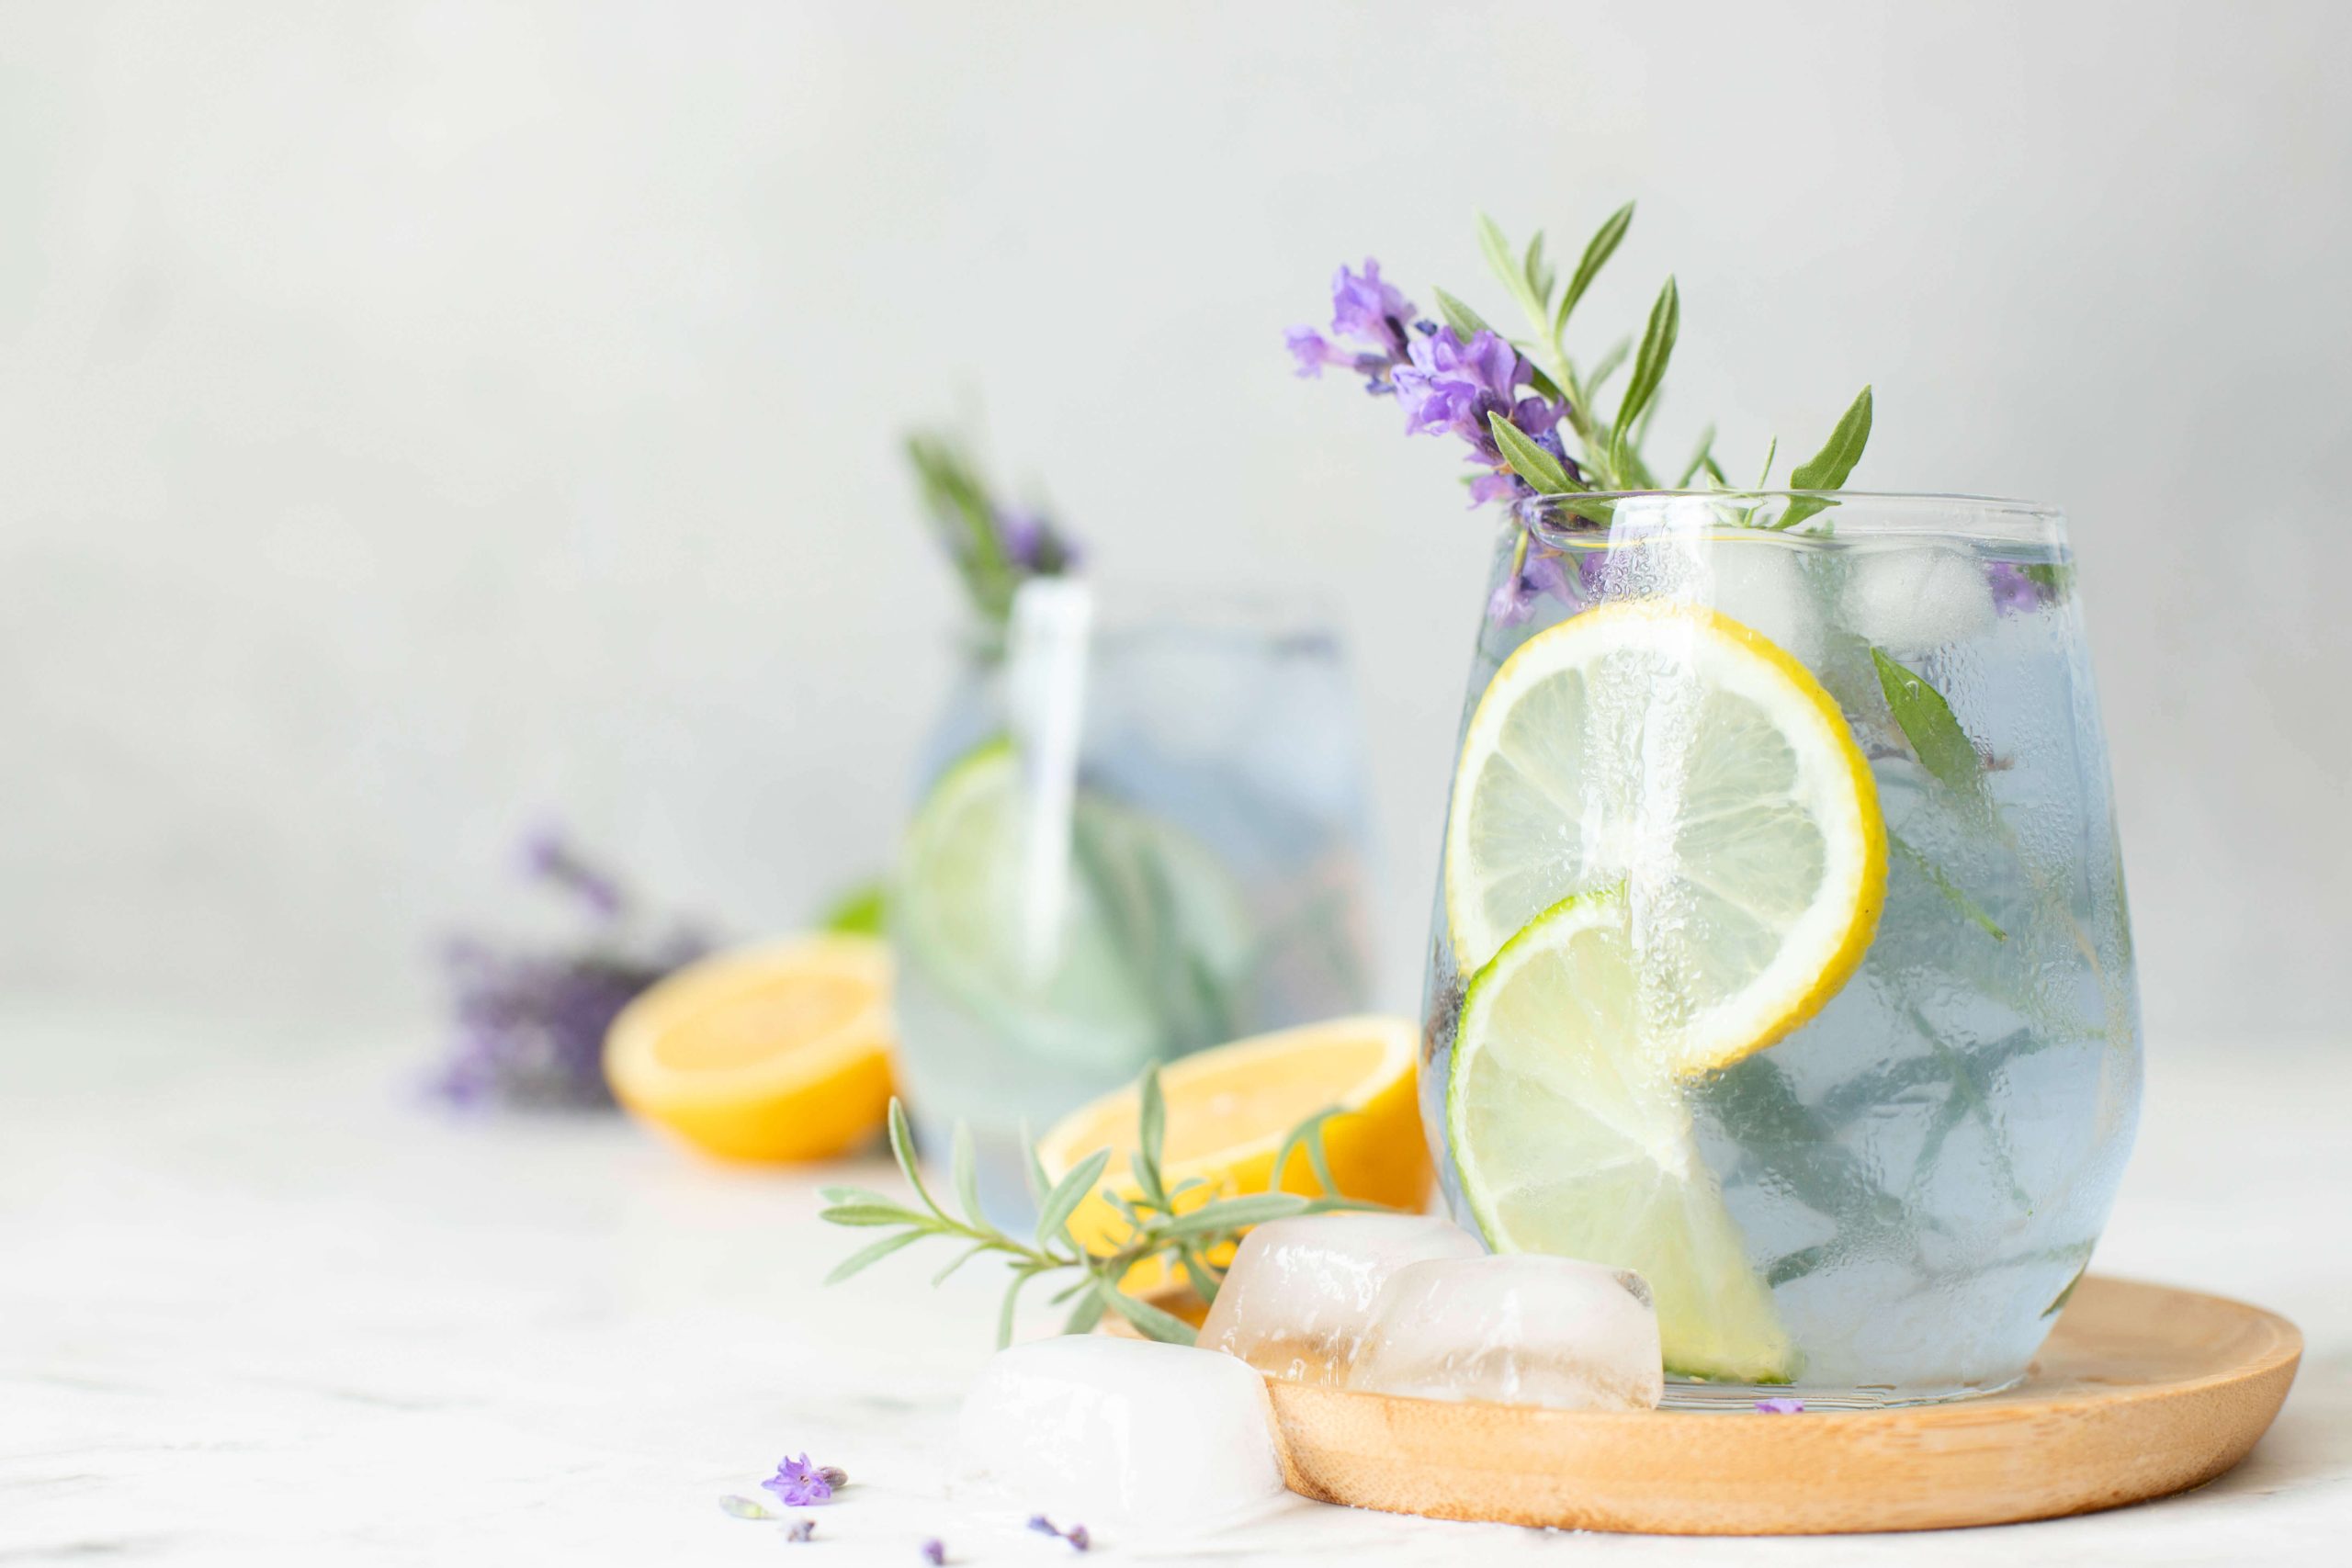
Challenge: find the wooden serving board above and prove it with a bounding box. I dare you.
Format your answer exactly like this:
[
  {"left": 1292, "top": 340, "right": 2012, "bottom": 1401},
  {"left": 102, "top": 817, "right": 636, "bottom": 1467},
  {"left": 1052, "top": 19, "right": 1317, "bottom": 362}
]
[{"left": 1263, "top": 1275, "right": 2301, "bottom": 1535}]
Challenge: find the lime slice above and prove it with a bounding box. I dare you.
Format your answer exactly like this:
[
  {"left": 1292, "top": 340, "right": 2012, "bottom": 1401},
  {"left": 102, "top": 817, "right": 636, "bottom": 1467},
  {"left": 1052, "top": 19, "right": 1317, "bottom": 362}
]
[
  {"left": 894, "top": 739, "right": 1253, "bottom": 1072},
  {"left": 1448, "top": 891, "right": 1798, "bottom": 1382},
  {"left": 1442, "top": 600, "right": 1885, "bottom": 1075}
]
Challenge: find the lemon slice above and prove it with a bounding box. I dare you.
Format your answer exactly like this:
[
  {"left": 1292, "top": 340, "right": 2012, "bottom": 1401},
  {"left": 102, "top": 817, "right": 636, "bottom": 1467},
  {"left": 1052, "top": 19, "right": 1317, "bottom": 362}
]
[
  {"left": 1448, "top": 892, "right": 1797, "bottom": 1382},
  {"left": 895, "top": 739, "right": 1254, "bottom": 1073},
  {"left": 1037, "top": 1017, "right": 1431, "bottom": 1287},
  {"left": 1443, "top": 600, "right": 1885, "bottom": 1074},
  {"left": 605, "top": 934, "right": 896, "bottom": 1162}
]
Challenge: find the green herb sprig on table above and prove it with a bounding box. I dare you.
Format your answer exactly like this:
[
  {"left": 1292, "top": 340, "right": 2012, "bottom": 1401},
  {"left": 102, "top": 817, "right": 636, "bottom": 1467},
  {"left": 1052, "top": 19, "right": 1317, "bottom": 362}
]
[{"left": 819, "top": 1070, "right": 1387, "bottom": 1347}]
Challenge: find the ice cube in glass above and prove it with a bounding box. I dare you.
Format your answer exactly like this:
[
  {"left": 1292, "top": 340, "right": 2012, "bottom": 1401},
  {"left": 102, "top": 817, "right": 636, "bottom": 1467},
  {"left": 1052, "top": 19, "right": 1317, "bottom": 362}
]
[
  {"left": 1197, "top": 1213, "right": 1486, "bottom": 1384},
  {"left": 1349, "top": 1254, "right": 1664, "bottom": 1411}
]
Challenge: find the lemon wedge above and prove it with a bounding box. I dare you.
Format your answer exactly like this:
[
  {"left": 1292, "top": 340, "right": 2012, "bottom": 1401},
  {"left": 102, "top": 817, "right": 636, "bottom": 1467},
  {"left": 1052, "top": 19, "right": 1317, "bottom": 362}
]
[
  {"left": 1036, "top": 1017, "right": 1430, "bottom": 1280},
  {"left": 605, "top": 934, "right": 895, "bottom": 1162}
]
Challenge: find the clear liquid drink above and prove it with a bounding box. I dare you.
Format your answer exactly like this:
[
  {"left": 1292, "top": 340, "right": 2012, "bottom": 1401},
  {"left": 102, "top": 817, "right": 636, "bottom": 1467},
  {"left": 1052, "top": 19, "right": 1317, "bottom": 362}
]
[{"left": 1423, "top": 493, "right": 2141, "bottom": 1405}]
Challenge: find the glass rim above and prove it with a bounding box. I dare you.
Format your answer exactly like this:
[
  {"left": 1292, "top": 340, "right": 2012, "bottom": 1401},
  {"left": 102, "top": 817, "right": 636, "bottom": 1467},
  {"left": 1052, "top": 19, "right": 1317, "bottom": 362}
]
[{"left": 1518, "top": 490, "right": 2065, "bottom": 547}]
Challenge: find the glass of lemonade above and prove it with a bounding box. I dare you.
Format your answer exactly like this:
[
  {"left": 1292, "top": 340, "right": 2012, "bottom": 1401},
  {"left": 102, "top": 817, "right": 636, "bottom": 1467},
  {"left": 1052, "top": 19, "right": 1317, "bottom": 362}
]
[
  {"left": 894, "top": 583, "right": 1375, "bottom": 1221},
  {"left": 1427, "top": 492, "right": 2141, "bottom": 1406}
]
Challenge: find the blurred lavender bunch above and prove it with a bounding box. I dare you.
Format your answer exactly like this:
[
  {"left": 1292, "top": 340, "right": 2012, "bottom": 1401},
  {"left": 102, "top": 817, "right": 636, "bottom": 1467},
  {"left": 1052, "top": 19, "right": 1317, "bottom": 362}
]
[
  {"left": 1289, "top": 209, "right": 1874, "bottom": 621},
  {"left": 906, "top": 430, "right": 1080, "bottom": 636},
  {"left": 430, "top": 829, "right": 710, "bottom": 1111}
]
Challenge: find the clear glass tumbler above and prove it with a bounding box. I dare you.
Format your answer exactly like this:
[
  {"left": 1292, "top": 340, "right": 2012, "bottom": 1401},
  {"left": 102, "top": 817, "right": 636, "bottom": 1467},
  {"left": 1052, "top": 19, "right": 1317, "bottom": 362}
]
[
  {"left": 894, "top": 583, "right": 1375, "bottom": 1220},
  {"left": 1424, "top": 492, "right": 2141, "bottom": 1405}
]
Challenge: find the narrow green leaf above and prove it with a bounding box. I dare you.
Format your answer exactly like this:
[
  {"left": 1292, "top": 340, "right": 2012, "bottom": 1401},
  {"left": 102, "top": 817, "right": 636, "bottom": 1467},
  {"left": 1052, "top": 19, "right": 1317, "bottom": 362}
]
[
  {"left": 1476, "top": 212, "right": 1528, "bottom": 309},
  {"left": 930, "top": 1240, "right": 990, "bottom": 1287},
  {"left": 1272, "top": 1106, "right": 1344, "bottom": 1194},
  {"left": 824, "top": 1228, "right": 925, "bottom": 1284},
  {"left": 886, "top": 1100, "right": 946, "bottom": 1221},
  {"left": 1871, "top": 647, "right": 1983, "bottom": 795},
  {"left": 1676, "top": 423, "right": 1717, "bottom": 488},
  {"left": 819, "top": 1203, "right": 924, "bottom": 1229},
  {"left": 1889, "top": 829, "right": 2007, "bottom": 941},
  {"left": 1034, "top": 1148, "right": 1111, "bottom": 1248},
  {"left": 1777, "top": 386, "right": 1873, "bottom": 531},
  {"left": 1753, "top": 435, "right": 1779, "bottom": 491},
  {"left": 1487, "top": 413, "right": 1579, "bottom": 495},
  {"left": 818, "top": 1184, "right": 897, "bottom": 1208},
  {"left": 1556, "top": 201, "right": 1634, "bottom": 334},
  {"left": 1062, "top": 1289, "right": 1110, "bottom": 1335},
  {"left": 1430, "top": 286, "right": 1497, "bottom": 343},
  {"left": 1612, "top": 276, "right": 1680, "bottom": 474},
  {"left": 1020, "top": 1119, "right": 1050, "bottom": 1206},
  {"left": 950, "top": 1123, "right": 985, "bottom": 1228},
  {"left": 996, "top": 1268, "right": 1035, "bottom": 1348},
  {"left": 1135, "top": 1066, "right": 1169, "bottom": 1208},
  {"left": 1177, "top": 1247, "right": 1223, "bottom": 1306},
  {"left": 1522, "top": 230, "right": 1553, "bottom": 305},
  {"left": 1161, "top": 1192, "right": 1313, "bottom": 1238},
  {"left": 1099, "top": 1282, "right": 1199, "bottom": 1346}
]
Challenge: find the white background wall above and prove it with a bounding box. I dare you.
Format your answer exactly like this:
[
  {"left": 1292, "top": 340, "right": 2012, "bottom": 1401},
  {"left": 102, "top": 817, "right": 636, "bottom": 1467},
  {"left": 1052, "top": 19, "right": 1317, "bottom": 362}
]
[{"left": 4, "top": 0, "right": 2346, "bottom": 1043}]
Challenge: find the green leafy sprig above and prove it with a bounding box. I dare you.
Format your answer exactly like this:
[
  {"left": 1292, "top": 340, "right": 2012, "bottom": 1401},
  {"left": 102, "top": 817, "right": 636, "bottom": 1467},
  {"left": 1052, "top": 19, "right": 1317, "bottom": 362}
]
[
  {"left": 905, "top": 430, "right": 1076, "bottom": 635},
  {"left": 820, "top": 1073, "right": 1387, "bottom": 1348},
  {"left": 1459, "top": 206, "right": 1872, "bottom": 515}
]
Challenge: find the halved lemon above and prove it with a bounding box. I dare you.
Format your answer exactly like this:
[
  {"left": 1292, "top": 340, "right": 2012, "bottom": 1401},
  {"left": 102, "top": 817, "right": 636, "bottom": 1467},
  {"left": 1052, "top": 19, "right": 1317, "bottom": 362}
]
[
  {"left": 1036, "top": 1016, "right": 1430, "bottom": 1278},
  {"left": 1442, "top": 600, "right": 1885, "bottom": 1075},
  {"left": 1448, "top": 891, "right": 1796, "bottom": 1382},
  {"left": 605, "top": 934, "right": 895, "bottom": 1162}
]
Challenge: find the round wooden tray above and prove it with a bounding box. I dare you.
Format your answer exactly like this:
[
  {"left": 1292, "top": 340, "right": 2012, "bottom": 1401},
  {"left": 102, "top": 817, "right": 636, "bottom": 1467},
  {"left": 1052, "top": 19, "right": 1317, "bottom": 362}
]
[{"left": 1261, "top": 1275, "right": 2300, "bottom": 1535}]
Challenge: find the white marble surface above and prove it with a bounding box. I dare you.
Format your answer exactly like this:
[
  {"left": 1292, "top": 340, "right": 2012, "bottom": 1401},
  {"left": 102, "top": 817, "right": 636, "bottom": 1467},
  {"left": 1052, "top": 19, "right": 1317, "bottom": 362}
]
[{"left": 5, "top": 1007, "right": 2345, "bottom": 1564}]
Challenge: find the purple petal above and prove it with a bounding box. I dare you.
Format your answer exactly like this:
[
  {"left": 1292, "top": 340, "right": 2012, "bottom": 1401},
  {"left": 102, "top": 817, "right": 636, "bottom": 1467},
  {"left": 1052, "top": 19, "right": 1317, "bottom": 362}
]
[{"left": 1754, "top": 1396, "right": 1805, "bottom": 1414}]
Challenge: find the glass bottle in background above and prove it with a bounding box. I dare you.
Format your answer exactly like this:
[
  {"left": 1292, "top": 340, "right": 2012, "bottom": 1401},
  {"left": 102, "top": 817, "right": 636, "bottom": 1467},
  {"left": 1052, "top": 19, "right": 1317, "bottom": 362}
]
[{"left": 892, "top": 583, "right": 1375, "bottom": 1219}]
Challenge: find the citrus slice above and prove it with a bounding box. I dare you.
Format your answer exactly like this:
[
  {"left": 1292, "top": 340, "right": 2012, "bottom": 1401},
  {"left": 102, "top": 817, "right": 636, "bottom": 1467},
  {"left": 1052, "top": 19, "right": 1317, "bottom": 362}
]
[
  {"left": 1448, "top": 892, "right": 1796, "bottom": 1382},
  {"left": 605, "top": 934, "right": 895, "bottom": 1162},
  {"left": 894, "top": 739, "right": 1254, "bottom": 1073},
  {"left": 1037, "top": 1017, "right": 1431, "bottom": 1285},
  {"left": 1443, "top": 600, "right": 1885, "bottom": 1075}
]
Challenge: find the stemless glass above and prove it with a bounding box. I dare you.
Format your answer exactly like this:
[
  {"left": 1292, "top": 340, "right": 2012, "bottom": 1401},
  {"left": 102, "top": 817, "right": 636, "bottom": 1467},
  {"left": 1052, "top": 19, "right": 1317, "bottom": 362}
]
[
  {"left": 1424, "top": 492, "right": 2142, "bottom": 1406},
  {"left": 894, "top": 584, "right": 1375, "bottom": 1220}
]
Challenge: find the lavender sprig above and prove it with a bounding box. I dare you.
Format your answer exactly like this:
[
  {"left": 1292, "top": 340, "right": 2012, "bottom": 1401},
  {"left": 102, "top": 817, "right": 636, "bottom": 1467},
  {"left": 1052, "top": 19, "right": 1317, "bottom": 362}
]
[
  {"left": 906, "top": 431, "right": 1079, "bottom": 634},
  {"left": 428, "top": 828, "right": 709, "bottom": 1111},
  {"left": 1288, "top": 209, "right": 1876, "bottom": 619},
  {"left": 820, "top": 1069, "right": 1386, "bottom": 1347}
]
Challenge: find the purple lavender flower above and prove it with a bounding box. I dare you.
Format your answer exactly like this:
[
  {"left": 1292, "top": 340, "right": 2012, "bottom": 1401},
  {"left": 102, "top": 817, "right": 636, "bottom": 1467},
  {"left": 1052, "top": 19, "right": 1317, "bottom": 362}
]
[
  {"left": 427, "top": 829, "right": 710, "bottom": 1111},
  {"left": 1027, "top": 1516, "right": 1060, "bottom": 1536},
  {"left": 1987, "top": 560, "right": 2040, "bottom": 615},
  {"left": 994, "top": 507, "right": 1079, "bottom": 576},
  {"left": 921, "top": 1540, "right": 946, "bottom": 1565},
  {"left": 520, "top": 824, "right": 625, "bottom": 920},
  {"left": 1289, "top": 260, "right": 1574, "bottom": 517},
  {"left": 763, "top": 1453, "right": 837, "bottom": 1507},
  {"left": 1486, "top": 543, "right": 1575, "bottom": 626},
  {"left": 1754, "top": 1396, "right": 1805, "bottom": 1414},
  {"left": 1064, "top": 1524, "right": 1091, "bottom": 1551},
  {"left": 784, "top": 1517, "right": 817, "bottom": 1543}
]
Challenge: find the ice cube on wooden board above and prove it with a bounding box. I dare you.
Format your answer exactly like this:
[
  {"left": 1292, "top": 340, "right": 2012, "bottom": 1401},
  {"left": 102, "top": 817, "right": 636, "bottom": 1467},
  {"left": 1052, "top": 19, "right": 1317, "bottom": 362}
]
[
  {"left": 1349, "top": 1254, "right": 1665, "bottom": 1411},
  {"left": 955, "top": 1336, "right": 1288, "bottom": 1536},
  {"left": 1197, "top": 1213, "right": 1486, "bottom": 1384}
]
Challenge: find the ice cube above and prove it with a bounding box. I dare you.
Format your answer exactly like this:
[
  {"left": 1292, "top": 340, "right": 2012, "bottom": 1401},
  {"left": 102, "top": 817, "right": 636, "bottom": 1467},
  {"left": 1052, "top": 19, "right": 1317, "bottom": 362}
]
[
  {"left": 1839, "top": 546, "right": 1996, "bottom": 656},
  {"left": 1348, "top": 1254, "right": 1664, "bottom": 1411},
  {"left": 1197, "top": 1213, "right": 1486, "bottom": 1384},
  {"left": 1704, "top": 538, "right": 1826, "bottom": 669},
  {"left": 955, "top": 1336, "right": 1288, "bottom": 1536}
]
